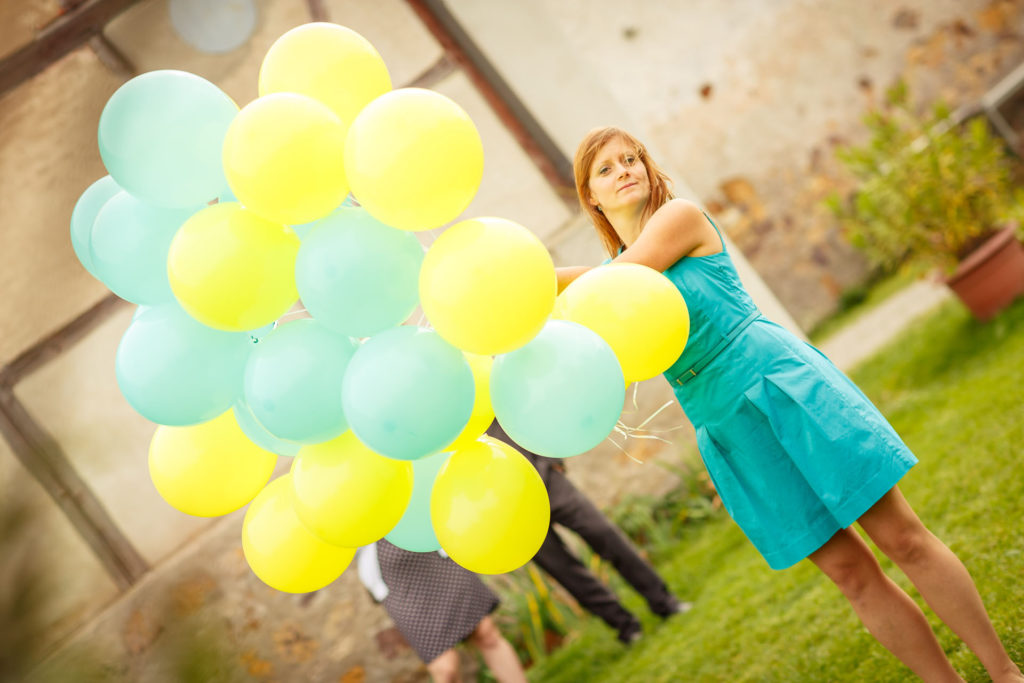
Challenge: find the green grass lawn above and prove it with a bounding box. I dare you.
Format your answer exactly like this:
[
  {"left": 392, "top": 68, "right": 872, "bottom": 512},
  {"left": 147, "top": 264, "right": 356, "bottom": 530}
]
[{"left": 525, "top": 296, "right": 1024, "bottom": 682}]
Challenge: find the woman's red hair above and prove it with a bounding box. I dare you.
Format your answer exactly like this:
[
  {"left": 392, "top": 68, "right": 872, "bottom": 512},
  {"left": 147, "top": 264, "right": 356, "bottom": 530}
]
[{"left": 572, "top": 127, "right": 674, "bottom": 257}]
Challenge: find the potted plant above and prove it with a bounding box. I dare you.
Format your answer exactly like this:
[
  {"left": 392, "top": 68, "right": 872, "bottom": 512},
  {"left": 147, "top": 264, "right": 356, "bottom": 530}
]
[{"left": 826, "top": 80, "right": 1024, "bottom": 320}]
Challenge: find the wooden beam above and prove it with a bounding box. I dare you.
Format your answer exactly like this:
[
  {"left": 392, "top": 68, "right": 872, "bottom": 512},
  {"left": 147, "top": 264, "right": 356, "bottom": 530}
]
[
  {"left": 0, "top": 389, "right": 149, "bottom": 589},
  {"left": 306, "top": 0, "right": 329, "bottom": 22},
  {"left": 0, "top": 294, "right": 127, "bottom": 388},
  {"left": 0, "top": 294, "right": 148, "bottom": 589},
  {"left": 87, "top": 33, "right": 136, "bottom": 79},
  {"left": 0, "top": 0, "right": 143, "bottom": 100},
  {"left": 404, "top": 54, "right": 457, "bottom": 89},
  {"left": 404, "top": 0, "right": 577, "bottom": 205},
  {"left": 0, "top": 0, "right": 148, "bottom": 593}
]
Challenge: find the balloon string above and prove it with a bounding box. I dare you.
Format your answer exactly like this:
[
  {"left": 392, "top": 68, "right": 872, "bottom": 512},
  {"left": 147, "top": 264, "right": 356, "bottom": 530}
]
[
  {"left": 620, "top": 382, "right": 641, "bottom": 415},
  {"left": 605, "top": 434, "right": 645, "bottom": 464},
  {"left": 646, "top": 424, "right": 690, "bottom": 433},
  {"left": 632, "top": 399, "right": 674, "bottom": 431},
  {"left": 613, "top": 423, "right": 672, "bottom": 445},
  {"left": 606, "top": 398, "right": 680, "bottom": 462}
]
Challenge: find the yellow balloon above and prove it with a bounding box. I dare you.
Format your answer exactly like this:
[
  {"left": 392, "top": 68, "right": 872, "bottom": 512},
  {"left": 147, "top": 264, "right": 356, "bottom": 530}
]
[
  {"left": 168, "top": 202, "right": 300, "bottom": 331},
  {"left": 344, "top": 88, "right": 483, "bottom": 230},
  {"left": 259, "top": 22, "right": 391, "bottom": 130},
  {"left": 444, "top": 353, "right": 495, "bottom": 451},
  {"left": 291, "top": 431, "right": 414, "bottom": 547},
  {"left": 242, "top": 475, "right": 355, "bottom": 593},
  {"left": 419, "top": 217, "right": 556, "bottom": 354},
  {"left": 559, "top": 263, "right": 690, "bottom": 383},
  {"left": 148, "top": 410, "right": 277, "bottom": 517},
  {"left": 223, "top": 93, "right": 348, "bottom": 225},
  {"left": 431, "top": 436, "right": 549, "bottom": 574}
]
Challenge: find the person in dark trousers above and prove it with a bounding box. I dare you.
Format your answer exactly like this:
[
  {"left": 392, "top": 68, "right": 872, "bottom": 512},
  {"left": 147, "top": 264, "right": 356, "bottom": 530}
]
[{"left": 486, "top": 420, "right": 691, "bottom": 644}]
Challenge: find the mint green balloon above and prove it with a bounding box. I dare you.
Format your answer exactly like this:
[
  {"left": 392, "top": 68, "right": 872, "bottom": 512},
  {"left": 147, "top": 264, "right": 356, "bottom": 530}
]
[
  {"left": 90, "top": 191, "right": 197, "bottom": 304},
  {"left": 288, "top": 220, "right": 317, "bottom": 241},
  {"left": 70, "top": 175, "right": 120, "bottom": 278},
  {"left": 296, "top": 206, "right": 423, "bottom": 337},
  {"left": 98, "top": 70, "right": 238, "bottom": 207},
  {"left": 342, "top": 327, "right": 474, "bottom": 460},
  {"left": 116, "top": 304, "right": 252, "bottom": 425},
  {"left": 243, "top": 319, "right": 358, "bottom": 444},
  {"left": 491, "top": 320, "right": 625, "bottom": 458},
  {"left": 289, "top": 195, "right": 356, "bottom": 239},
  {"left": 385, "top": 451, "right": 450, "bottom": 552},
  {"left": 233, "top": 400, "right": 301, "bottom": 456}
]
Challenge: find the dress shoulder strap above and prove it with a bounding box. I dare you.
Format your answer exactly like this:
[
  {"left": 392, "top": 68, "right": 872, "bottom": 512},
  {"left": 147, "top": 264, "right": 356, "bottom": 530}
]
[{"left": 702, "top": 211, "right": 726, "bottom": 252}]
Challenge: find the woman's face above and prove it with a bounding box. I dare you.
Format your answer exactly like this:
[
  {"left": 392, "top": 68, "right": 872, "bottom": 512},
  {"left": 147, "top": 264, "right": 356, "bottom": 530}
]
[{"left": 586, "top": 137, "right": 650, "bottom": 215}]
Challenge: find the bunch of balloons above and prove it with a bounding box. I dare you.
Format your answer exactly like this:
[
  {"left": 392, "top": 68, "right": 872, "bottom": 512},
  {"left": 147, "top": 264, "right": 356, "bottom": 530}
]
[{"left": 72, "top": 23, "right": 689, "bottom": 594}]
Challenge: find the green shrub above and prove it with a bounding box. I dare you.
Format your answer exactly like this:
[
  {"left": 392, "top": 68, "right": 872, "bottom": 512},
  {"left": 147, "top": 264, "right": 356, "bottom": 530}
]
[{"left": 826, "top": 80, "right": 1024, "bottom": 273}]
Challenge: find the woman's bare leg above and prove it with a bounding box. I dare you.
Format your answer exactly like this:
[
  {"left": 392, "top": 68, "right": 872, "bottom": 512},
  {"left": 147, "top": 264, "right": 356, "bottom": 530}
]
[
  {"left": 466, "top": 616, "right": 527, "bottom": 683},
  {"left": 809, "top": 526, "right": 963, "bottom": 682},
  {"left": 425, "top": 648, "right": 461, "bottom": 683},
  {"left": 858, "top": 487, "right": 1023, "bottom": 683}
]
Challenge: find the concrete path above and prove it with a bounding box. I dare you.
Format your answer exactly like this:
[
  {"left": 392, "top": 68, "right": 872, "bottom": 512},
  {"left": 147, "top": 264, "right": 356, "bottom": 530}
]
[{"left": 818, "top": 279, "right": 953, "bottom": 372}]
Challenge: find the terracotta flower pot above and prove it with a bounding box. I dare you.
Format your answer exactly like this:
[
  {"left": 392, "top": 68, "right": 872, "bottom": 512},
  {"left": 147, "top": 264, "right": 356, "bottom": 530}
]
[{"left": 944, "top": 223, "right": 1024, "bottom": 321}]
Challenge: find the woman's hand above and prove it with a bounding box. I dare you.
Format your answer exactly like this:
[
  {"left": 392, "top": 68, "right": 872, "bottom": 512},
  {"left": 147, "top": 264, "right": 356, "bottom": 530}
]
[{"left": 556, "top": 265, "right": 592, "bottom": 293}]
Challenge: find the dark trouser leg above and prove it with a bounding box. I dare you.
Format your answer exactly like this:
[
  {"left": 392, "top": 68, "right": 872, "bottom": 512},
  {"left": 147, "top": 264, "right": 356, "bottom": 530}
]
[
  {"left": 533, "top": 524, "right": 639, "bottom": 635},
  {"left": 546, "top": 470, "right": 680, "bottom": 616}
]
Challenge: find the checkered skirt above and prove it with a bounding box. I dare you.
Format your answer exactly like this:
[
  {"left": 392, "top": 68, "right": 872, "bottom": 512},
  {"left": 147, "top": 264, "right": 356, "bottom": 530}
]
[{"left": 377, "top": 539, "right": 499, "bottom": 663}]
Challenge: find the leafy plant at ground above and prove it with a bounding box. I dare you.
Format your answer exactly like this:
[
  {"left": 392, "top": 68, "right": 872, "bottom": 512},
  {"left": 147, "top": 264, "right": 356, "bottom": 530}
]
[
  {"left": 604, "top": 460, "right": 720, "bottom": 561},
  {"left": 825, "top": 80, "right": 1024, "bottom": 273},
  {"left": 485, "top": 563, "right": 582, "bottom": 673}
]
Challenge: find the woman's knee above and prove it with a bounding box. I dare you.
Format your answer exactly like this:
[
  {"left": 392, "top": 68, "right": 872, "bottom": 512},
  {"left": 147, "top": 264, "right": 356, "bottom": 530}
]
[
  {"left": 467, "top": 616, "right": 502, "bottom": 650},
  {"left": 810, "top": 530, "right": 885, "bottom": 601},
  {"left": 859, "top": 487, "right": 935, "bottom": 566},
  {"left": 822, "top": 557, "right": 882, "bottom": 602},
  {"left": 426, "top": 649, "right": 460, "bottom": 683},
  {"left": 876, "top": 524, "right": 933, "bottom": 566}
]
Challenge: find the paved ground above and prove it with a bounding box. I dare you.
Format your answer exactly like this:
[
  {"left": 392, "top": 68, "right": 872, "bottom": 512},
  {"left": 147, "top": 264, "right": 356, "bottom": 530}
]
[{"left": 818, "top": 279, "right": 953, "bottom": 371}]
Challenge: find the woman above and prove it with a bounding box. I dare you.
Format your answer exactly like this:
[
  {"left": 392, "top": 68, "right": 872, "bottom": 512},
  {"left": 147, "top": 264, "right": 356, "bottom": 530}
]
[
  {"left": 357, "top": 540, "right": 526, "bottom": 683},
  {"left": 559, "top": 126, "right": 1022, "bottom": 682}
]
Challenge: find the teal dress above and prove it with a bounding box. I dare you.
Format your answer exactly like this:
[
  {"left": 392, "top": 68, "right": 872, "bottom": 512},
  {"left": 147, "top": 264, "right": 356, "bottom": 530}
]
[{"left": 657, "top": 215, "right": 917, "bottom": 569}]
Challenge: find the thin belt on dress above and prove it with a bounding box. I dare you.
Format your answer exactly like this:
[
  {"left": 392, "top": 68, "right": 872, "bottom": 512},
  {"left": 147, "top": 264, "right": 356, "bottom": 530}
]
[{"left": 668, "top": 310, "right": 762, "bottom": 387}]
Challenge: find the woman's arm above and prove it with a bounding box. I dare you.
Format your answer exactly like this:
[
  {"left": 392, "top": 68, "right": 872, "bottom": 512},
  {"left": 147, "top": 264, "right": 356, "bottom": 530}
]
[
  {"left": 613, "top": 199, "right": 719, "bottom": 271},
  {"left": 556, "top": 265, "right": 592, "bottom": 293}
]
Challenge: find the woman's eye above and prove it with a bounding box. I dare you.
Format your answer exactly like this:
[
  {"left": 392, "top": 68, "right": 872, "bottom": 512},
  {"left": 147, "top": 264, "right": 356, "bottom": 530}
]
[{"left": 624, "top": 156, "right": 635, "bottom": 165}]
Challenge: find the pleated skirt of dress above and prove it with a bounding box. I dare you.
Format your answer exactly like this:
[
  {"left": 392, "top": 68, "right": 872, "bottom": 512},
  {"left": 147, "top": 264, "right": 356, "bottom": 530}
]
[{"left": 670, "top": 319, "right": 918, "bottom": 570}]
